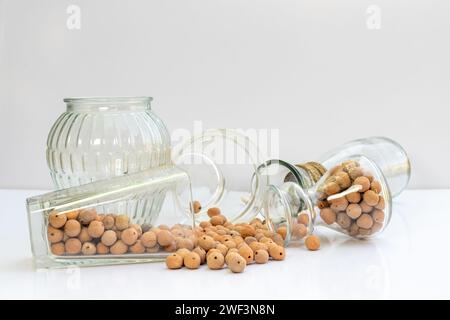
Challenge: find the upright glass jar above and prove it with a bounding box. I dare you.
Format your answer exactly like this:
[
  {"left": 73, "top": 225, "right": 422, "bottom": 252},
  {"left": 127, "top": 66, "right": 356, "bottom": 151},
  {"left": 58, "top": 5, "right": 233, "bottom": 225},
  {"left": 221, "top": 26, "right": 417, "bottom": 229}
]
[{"left": 46, "top": 97, "right": 171, "bottom": 188}]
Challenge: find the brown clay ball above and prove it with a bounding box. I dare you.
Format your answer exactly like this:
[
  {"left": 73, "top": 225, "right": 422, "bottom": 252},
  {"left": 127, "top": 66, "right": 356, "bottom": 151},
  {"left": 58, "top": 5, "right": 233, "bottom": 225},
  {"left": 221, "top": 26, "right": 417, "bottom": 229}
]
[
  {"left": 121, "top": 227, "right": 139, "bottom": 246},
  {"left": 372, "top": 209, "right": 385, "bottom": 223},
  {"left": 207, "top": 252, "right": 225, "bottom": 270},
  {"left": 47, "top": 226, "right": 64, "bottom": 243},
  {"left": 64, "top": 219, "right": 81, "bottom": 237},
  {"left": 371, "top": 180, "right": 382, "bottom": 193},
  {"left": 353, "top": 176, "right": 371, "bottom": 192},
  {"left": 238, "top": 245, "right": 254, "bottom": 264},
  {"left": 360, "top": 201, "right": 373, "bottom": 213},
  {"left": 292, "top": 223, "right": 308, "bottom": 239},
  {"left": 66, "top": 210, "right": 80, "bottom": 220},
  {"left": 78, "top": 227, "right": 93, "bottom": 243},
  {"left": 65, "top": 238, "right": 82, "bottom": 255},
  {"left": 320, "top": 208, "right": 336, "bottom": 225},
  {"left": 129, "top": 240, "right": 146, "bottom": 254},
  {"left": 335, "top": 171, "right": 352, "bottom": 189},
  {"left": 337, "top": 212, "right": 352, "bottom": 229},
  {"left": 357, "top": 213, "right": 374, "bottom": 229},
  {"left": 166, "top": 253, "right": 184, "bottom": 269},
  {"left": 330, "top": 197, "right": 348, "bottom": 212},
  {"left": 363, "top": 190, "right": 380, "bottom": 207},
  {"left": 157, "top": 230, "right": 175, "bottom": 247},
  {"left": 110, "top": 240, "right": 128, "bottom": 255},
  {"left": 81, "top": 242, "right": 96, "bottom": 255},
  {"left": 207, "top": 207, "right": 221, "bottom": 217},
  {"left": 210, "top": 215, "right": 227, "bottom": 226},
  {"left": 184, "top": 252, "right": 201, "bottom": 269},
  {"left": 78, "top": 209, "right": 97, "bottom": 225},
  {"left": 193, "top": 246, "right": 207, "bottom": 264},
  {"left": 324, "top": 182, "right": 340, "bottom": 195},
  {"left": 51, "top": 242, "right": 65, "bottom": 255},
  {"left": 375, "top": 196, "right": 386, "bottom": 210},
  {"left": 254, "top": 249, "right": 269, "bottom": 264},
  {"left": 141, "top": 231, "right": 157, "bottom": 248},
  {"left": 268, "top": 244, "right": 285, "bottom": 261},
  {"left": 192, "top": 201, "right": 202, "bottom": 214},
  {"left": 96, "top": 242, "right": 109, "bottom": 255},
  {"left": 346, "top": 203, "right": 362, "bottom": 219},
  {"left": 115, "top": 214, "right": 129, "bottom": 231},
  {"left": 103, "top": 215, "right": 115, "bottom": 230},
  {"left": 305, "top": 235, "right": 321, "bottom": 251},
  {"left": 198, "top": 235, "right": 216, "bottom": 251},
  {"left": 101, "top": 230, "right": 117, "bottom": 246},
  {"left": 297, "top": 213, "right": 310, "bottom": 226},
  {"left": 49, "top": 210, "right": 67, "bottom": 229},
  {"left": 227, "top": 253, "right": 246, "bottom": 273},
  {"left": 87, "top": 220, "right": 105, "bottom": 238},
  {"left": 346, "top": 192, "right": 361, "bottom": 204}
]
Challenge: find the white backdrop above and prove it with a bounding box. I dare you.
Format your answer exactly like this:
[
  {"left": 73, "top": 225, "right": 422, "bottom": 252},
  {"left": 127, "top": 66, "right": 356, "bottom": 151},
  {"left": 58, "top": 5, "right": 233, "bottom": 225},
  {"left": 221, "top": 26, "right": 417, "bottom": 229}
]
[{"left": 0, "top": 0, "right": 449, "bottom": 190}]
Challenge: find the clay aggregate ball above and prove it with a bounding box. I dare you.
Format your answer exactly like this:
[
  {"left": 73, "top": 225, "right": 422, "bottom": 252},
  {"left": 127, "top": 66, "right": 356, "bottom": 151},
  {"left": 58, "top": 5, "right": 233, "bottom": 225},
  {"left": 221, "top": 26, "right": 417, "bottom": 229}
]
[
  {"left": 49, "top": 211, "right": 67, "bottom": 229},
  {"left": 78, "top": 209, "right": 97, "bottom": 225},
  {"left": 305, "top": 235, "right": 321, "bottom": 251},
  {"left": 166, "top": 253, "right": 184, "bottom": 269},
  {"left": 64, "top": 219, "right": 81, "bottom": 237},
  {"left": 184, "top": 252, "right": 201, "bottom": 269}
]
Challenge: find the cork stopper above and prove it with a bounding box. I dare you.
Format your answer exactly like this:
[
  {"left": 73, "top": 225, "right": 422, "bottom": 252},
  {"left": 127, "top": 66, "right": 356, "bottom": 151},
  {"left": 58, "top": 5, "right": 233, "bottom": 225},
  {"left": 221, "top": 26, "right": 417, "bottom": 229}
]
[{"left": 284, "top": 161, "right": 326, "bottom": 185}]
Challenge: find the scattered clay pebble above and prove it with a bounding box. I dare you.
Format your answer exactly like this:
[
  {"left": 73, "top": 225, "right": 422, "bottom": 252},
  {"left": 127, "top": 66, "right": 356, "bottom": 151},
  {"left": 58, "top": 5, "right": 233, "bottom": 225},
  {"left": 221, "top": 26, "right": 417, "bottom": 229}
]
[
  {"left": 96, "top": 242, "right": 109, "bottom": 255},
  {"left": 81, "top": 242, "right": 96, "bottom": 255},
  {"left": 141, "top": 231, "right": 157, "bottom": 248},
  {"left": 346, "top": 192, "right": 361, "bottom": 204},
  {"left": 103, "top": 215, "right": 115, "bottom": 230},
  {"left": 51, "top": 242, "right": 65, "bottom": 255},
  {"left": 320, "top": 208, "right": 336, "bottom": 225},
  {"left": 66, "top": 210, "right": 79, "bottom": 220},
  {"left": 110, "top": 240, "right": 128, "bottom": 255},
  {"left": 49, "top": 210, "right": 67, "bottom": 228},
  {"left": 277, "top": 226, "right": 287, "bottom": 240},
  {"left": 249, "top": 241, "right": 268, "bottom": 253},
  {"left": 238, "top": 245, "right": 254, "bottom": 264},
  {"left": 192, "top": 201, "right": 202, "bottom": 214},
  {"left": 305, "top": 235, "right": 321, "bottom": 251},
  {"left": 157, "top": 230, "right": 175, "bottom": 247},
  {"left": 87, "top": 220, "right": 105, "bottom": 238},
  {"left": 357, "top": 213, "right": 374, "bottom": 229},
  {"left": 129, "top": 240, "right": 146, "bottom": 254},
  {"left": 371, "top": 180, "right": 382, "bottom": 193},
  {"left": 254, "top": 249, "right": 269, "bottom": 264},
  {"left": 101, "top": 230, "right": 117, "bottom": 246},
  {"left": 65, "top": 238, "right": 82, "bottom": 255},
  {"left": 176, "top": 248, "right": 191, "bottom": 259},
  {"left": 227, "top": 253, "right": 246, "bottom": 273},
  {"left": 372, "top": 209, "right": 385, "bottom": 223},
  {"left": 198, "top": 235, "right": 216, "bottom": 251},
  {"left": 193, "top": 247, "right": 207, "bottom": 264},
  {"left": 210, "top": 215, "right": 227, "bottom": 226},
  {"left": 207, "top": 207, "right": 221, "bottom": 218},
  {"left": 47, "top": 226, "right": 64, "bottom": 243},
  {"left": 64, "top": 219, "right": 81, "bottom": 237},
  {"left": 184, "top": 252, "right": 201, "bottom": 269},
  {"left": 78, "top": 227, "right": 92, "bottom": 243},
  {"left": 78, "top": 209, "right": 97, "bottom": 225},
  {"left": 166, "top": 253, "right": 184, "bottom": 269},
  {"left": 353, "top": 176, "right": 371, "bottom": 192},
  {"left": 115, "top": 214, "right": 129, "bottom": 231},
  {"left": 216, "top": 243, "right": 228, "bottom": 256},
  {"left": 346, "top": 203, "right": 362, "bottom": 219},
  {"left": 363, "top": 190, "right": 380, "bottom": 207},
  {"left": 244, "top": 236, "right": 257, "bottom": 245},
  {"left": 207, "top": 252, "right": 225, "bottom": 270},
  {"left": 121, "top": 227, "right": 139, "bottom": 246},
  {"left": 268, "top": 244, "right": 285, "bottom": 261}
]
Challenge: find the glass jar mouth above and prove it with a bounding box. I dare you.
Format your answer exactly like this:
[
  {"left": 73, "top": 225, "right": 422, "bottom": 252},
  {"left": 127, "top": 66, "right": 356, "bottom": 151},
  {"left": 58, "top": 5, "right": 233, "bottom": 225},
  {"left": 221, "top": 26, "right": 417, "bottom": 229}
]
[{"left": 64, "top": 96, "right": 153, "bottom": 111}]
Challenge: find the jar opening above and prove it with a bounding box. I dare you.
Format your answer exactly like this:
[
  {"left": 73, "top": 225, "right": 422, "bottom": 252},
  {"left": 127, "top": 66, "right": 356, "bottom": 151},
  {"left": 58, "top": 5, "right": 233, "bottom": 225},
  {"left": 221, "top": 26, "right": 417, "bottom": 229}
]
[{"left": 64, "top": 96, "right": 152, "bottom": 111}]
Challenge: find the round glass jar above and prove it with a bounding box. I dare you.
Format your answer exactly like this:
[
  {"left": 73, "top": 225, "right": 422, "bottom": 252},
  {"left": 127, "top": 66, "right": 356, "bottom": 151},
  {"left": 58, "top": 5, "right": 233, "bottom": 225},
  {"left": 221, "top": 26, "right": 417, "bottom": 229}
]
[{"left": 46, "top": 97, "right": 171, "bottom": 188}]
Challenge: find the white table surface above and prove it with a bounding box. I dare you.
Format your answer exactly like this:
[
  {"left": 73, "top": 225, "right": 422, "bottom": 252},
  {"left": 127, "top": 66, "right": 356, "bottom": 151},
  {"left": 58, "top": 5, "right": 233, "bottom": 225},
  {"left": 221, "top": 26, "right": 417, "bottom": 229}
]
[{"left": 1, "top": 188, "right": 449, "bottom": 300}]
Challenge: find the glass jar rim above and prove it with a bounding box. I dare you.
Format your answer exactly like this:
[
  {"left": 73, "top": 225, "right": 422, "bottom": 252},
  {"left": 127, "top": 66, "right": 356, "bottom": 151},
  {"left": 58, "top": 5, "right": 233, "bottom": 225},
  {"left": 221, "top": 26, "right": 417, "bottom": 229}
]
[{"left": 63, "top": 96, "right": 153, "bottom": 104}]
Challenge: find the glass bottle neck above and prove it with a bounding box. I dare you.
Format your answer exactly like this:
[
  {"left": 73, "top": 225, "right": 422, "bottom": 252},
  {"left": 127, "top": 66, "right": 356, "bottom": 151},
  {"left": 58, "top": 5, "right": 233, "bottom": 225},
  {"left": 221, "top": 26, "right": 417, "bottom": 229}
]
[{"left": 64, "top": 96, "right": 152, "bottom": 112}]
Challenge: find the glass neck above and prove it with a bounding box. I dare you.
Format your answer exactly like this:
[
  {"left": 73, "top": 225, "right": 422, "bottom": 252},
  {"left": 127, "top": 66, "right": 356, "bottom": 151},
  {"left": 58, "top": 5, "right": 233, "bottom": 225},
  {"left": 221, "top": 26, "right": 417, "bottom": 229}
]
[{"left": 64, "top": 97, "right": 152, "bottom": 112}]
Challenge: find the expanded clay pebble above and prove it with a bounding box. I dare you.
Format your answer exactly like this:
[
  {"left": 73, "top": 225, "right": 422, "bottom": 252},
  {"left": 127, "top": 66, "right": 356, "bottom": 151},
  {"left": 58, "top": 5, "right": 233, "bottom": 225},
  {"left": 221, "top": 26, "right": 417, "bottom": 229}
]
[
  {"left": 353, "top": 176, "right": 371, "bottom": 192},
  {"left": 330, "top": 197, "right": 348, "bottom": 212},
  {"left": 78, "top": 209, "right": 97, "bottom": 225},
  {"left": 65, "top": 238, "right": 82, "bottom": 255},
  {"left": 176, "top": 248, "right": 191, "bottom": 259},
  {"left": 103, "top": 215, "right": 115, "bottom": 230},
  {"left": 238, "top": 245, "right": 254, "bottom": 264},
  {"left": 51, "top": 242, "right": 65, "bottom": 255},
  {"left": 192, "top": 201, "right": 202, "bottom": 214},
  {"left": 210, "top": 215, "right": 227, "bottom": 226},
  {"left": 207, "top": 207, "right": 221, "bottom": 218},
  {"left": 121, "top": 227, "right": 139, "bottom": 245},
  {"left": 268, "top": 244, "right": 285, "bottom": 261},
  {"left": 320, "top": 208, "right": 336, "bottom": 225},
  {"left": 363, "top": 190, "right": 380, "bottom": 207},
  {"left": 292, "top": 223, "right": 308, "bottom": 239},
  {"left": 244, "top": 236, "right": 257, "bottom": 245},
  {"left": 346, "top": 203, "right": 362, "bottom": 219},
  {"left": 198, "top": 235, "right": 216, "bottom": 251},
  {"left": 66, "top": 210, "right": 79, "bottom": 220},
  {"left": 81, "top": 242, "right": 96, "bottom": 255},
  {"left": 335, "top": 171, "right": 351, "bottom": 189},
  {"left": 101, "top": 230, "right": 117, "bottom": 246},
  {"left": 176, "top": 237, "right": 194, "bottom": 250},
  {"left": 297, "top": 213, "right": 309, "bottom": 226},
  {"left": 193, "top": 247, "right": 207, "bottom": 264},
  {"left": 277, "top": 226, "right": 287, "bottom": 240},
  {"left": 166, "top": 253, "right": 184, "bottom": 269},
  {"left": 337, "top": 212, "right": 352, "bottom": 229},
  {"left": 96, "top": 242, "right": 109, "bottom": 255},
  {"left": 157, "top": 230, "right": 175, "bottom": 247},
  {"left": 207, "top": 252, "right": 225, "bottom": 270},
  {"left": 305, "top": 235, "right": 320, "bottom": 251},
  {"left": 357, "top": 213, "right": 374, "bottom": 229},
  {"left": 371, "top": 180, "right": 382, "bottom": 193},
  {"left": 129, "top": 240, "right": 146, "bottom": 254},
  {"left": 254, "top": 249, "right": 269, "bottom": 264},
  {"left": 87, "top": 220, "right": 105, "bottom": 238},
  {"left": 130, "top": 224, "right": 143, "bottom": 237},
  {"left": 215, "top": 243, "right": 228, "bottom": 256},
  {"left": 115, "top": 214, "right": 129, "bottom": 231},
  {"left": 49, "top": 210, "right": 67, "bottom": 229},
  {"left": 324, "top": 182, "right": 340, "bottom": 195},
  {"left": 141, "top": 231, "right": 157, "bottom": 248},
  {"left": 249, "top": 241, "right": 268, "bottom": 253},
  {"left": 47, "top": 226, "right": 64, "bottom": 243},
  {"left": 110, "top": 240, "right": 128, "bottom": 255},
  {"left": 164, "top": 242, "right": 177, "bottom": 252},
  {"left": 64, "top": 219, "right": 81, "bottom": 237},
  {"left": 375, "top": 197, "right": 385, "bottom": 210},
  {"left": 184, "top": 252, "right": 201, "bottom": 269},
  {"left": 346, "top": 192, "right": 361, "bottom": 204},
  {"left": 78, "top": 227, "right": 92, "bottom": 243},
  {"left": 360, "top": 201, "right": 373, "bottom": 213},
  {"left": 227, "top": 253, "right": 246, "bottom": 273},
  {"left": 372, "top": 209, "right": 385, "bottom": 223}
]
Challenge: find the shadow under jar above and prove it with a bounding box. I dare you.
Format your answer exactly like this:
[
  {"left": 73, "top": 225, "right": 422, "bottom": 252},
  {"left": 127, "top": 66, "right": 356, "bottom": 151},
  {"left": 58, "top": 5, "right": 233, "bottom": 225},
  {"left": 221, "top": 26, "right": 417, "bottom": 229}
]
[{"left": 46, "top": 97, "right": 171, "bottom": 224}]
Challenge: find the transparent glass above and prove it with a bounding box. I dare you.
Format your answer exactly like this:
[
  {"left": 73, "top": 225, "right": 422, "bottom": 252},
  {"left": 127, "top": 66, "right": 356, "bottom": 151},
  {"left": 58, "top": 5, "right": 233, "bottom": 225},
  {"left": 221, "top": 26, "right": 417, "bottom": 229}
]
[
  {"left": 26, "top": 165, "right": 194, "bottom": 269},
  {"left": 47, "top": 97, "right": 171, "bottom": 187},
  {"left": 262, "top": 155, "right": 392, "bottom": 245}
]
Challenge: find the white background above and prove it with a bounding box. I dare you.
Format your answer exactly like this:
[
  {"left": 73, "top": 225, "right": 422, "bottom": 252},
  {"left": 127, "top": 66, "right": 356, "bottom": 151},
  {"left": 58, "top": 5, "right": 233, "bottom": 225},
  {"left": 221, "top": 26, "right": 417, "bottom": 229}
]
[{"left": 1, "top": 0, "right": 449, "bottom": 190}]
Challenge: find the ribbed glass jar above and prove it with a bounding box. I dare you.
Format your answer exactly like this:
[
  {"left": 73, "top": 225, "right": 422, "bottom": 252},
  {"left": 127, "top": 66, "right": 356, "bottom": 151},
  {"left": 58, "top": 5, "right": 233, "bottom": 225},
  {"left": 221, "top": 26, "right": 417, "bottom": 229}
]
[{"left": 46, "top": 97, "right": 171, "bottom": 188}]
